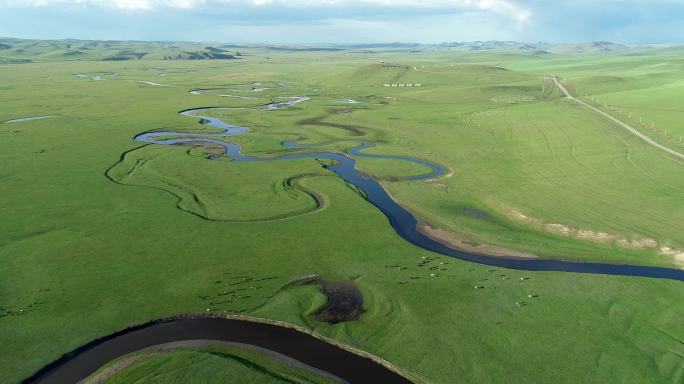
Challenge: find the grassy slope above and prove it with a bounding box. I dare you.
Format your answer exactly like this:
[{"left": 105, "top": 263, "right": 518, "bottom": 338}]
[
  {"left": 0, "top": 53, "right": 683, "bottom": 384},
  {"left": 505, "top": 50, "right": 684, "bottom": 152}
]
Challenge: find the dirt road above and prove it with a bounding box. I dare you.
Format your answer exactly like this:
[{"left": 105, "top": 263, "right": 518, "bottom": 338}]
[{"left": 551, "top": 76, "right": 684, "bottom": 162}]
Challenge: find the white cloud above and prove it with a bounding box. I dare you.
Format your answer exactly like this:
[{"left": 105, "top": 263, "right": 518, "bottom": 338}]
[
  {"left": 0, "top": 0, "right": 206, "bottom": 10},
  {"left": 470, "top": 0, "right": 532, "bottom": 23},
  {"left": 0, "top": 0, "right": 532, "bottom": 24}
]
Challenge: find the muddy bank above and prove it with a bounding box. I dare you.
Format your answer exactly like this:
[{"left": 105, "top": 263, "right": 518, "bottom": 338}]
[{"left": 420, "top": 225, "right": 538, "bottom": 260}]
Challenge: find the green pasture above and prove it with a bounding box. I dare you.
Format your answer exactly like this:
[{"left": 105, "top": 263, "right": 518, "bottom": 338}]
[{"left": 1, "top": 48, "right": 683, "bottom": 384}]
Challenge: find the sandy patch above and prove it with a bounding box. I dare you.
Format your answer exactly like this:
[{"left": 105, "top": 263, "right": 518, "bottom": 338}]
[
  {"left": 504, "top": 206, "right": 683, "bottom": 264},
  {"left": 617, "top": 238, "right": 658, "bottom": 249},
  {"left": 419, "top": 224, "right": 538, "bottom": 259},
  {"left": 660, "top": 247, "right": 684, "bottom": 266},
  {"left": 545, "top": 223, "right": 573, "bottom": 236},
  {"left": 511, "top": 209, "right": 530, "bottom": 221},
  {"left": 576, "top": 229, "right": 614, "bottom": 242}
]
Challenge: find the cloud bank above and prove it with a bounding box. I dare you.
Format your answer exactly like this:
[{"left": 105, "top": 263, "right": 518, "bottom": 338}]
[
  {"left": 1, "top": 0, "right": 682, "bottom": 44},
  {"left": 3, "top": 0, "right": 532, "bottom": 23}
]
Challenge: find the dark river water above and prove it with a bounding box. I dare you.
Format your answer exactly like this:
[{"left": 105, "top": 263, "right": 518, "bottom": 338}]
[{"left": 23, "top": 317, "right": 412, "bottom": 384}]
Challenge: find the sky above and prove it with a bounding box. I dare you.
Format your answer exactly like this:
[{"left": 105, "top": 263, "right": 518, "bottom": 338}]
[{"left": 1, "top": 0, "right": 683, "bottom": 44}]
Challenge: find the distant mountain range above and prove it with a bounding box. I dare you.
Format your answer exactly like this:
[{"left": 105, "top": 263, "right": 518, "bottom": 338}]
[
  {"left": 0, "top": 38, "right": 242, "bottom": 63},
  {"left": 0, "top": 37, "right": 670, "bottom": 63},
  {"left": 262, "top": 40, "right": 633, "bottom": 53},
  {"left": 432, "top": 40, "right": 629, "bottom": 53}
]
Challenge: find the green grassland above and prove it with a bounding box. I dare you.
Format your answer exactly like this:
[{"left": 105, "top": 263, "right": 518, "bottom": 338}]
[
  {"left": 1, "top": 45, "right": 683, "bottom": 383},
  {"left": 108, "top": 145, "right": 326, "bottom": 222},
  {"left": 505, "top": 49, "right": 684, "bottom": 152}
]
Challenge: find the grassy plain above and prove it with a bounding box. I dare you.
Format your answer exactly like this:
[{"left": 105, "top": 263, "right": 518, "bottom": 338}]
[{"left": 0, "top": 47, "right": 683, "bottom": 384}]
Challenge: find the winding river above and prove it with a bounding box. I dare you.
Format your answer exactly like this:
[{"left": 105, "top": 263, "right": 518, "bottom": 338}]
[
  {"left": 137, "top": 103, "right": 684, "bottom": 282},
  {"left": 23, "top": 317, "right": 412, "bottom": 384}
]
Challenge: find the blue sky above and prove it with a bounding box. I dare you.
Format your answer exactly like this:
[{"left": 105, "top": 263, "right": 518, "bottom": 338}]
[{"left": 1, "top": 0, "right": 683, "bottom": 44}]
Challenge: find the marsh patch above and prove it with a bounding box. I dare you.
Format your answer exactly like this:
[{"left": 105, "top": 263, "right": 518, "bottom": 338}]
[
  {"left": 459, "top": 207, "right": 496, "bottom": 222},
  {"left": 310, "top": 279, "right": 364, "bottom": 324}
]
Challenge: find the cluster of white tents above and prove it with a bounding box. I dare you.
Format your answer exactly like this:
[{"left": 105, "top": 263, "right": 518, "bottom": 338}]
[{"left": 384, "top": 84, "right": 422, "bottom": 87}]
